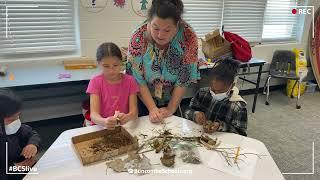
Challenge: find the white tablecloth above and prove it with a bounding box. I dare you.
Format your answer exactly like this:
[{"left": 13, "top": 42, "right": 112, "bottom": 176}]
[{"left": 24, "top": 116, "right": 284, "bottom": 180}]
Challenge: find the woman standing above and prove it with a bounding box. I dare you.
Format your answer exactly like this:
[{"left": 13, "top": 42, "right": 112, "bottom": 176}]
[{"left": 127, "top": 0, "right": 200, "bottom": 122}]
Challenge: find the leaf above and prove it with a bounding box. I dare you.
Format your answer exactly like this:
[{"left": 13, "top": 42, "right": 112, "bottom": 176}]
[{"left": 106, "top": 159, "right": 126, "bottom": 172}]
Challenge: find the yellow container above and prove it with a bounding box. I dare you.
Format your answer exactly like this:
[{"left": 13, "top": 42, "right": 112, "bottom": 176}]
[
  {"left": 293, "top": 48, "right": 308, "bottom": 75},
  {"left": 286, "top": 48, "right": 307, "bottom": 97},
  {"left": 286, "top": 80, "right": 306, "bottom": 97}
]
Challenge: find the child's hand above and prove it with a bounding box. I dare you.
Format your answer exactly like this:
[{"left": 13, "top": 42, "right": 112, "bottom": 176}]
[
  {"left": 104, "top": 116, "right": 117, "bottom": 129},
  {"left": 21, "top": 144, "right": 37, "bottom": 159},
  {"left": 194, "top": 111, "right": 207, "bottom": 125},
  {"left": 203, "top": 121, "right": 220, "bottom": 134},
  {"left": 14, "top": 158, "right": 36, "bottom": 168},
  {"left": 118, "top": 113, "right": 130, "bottom": 125}
]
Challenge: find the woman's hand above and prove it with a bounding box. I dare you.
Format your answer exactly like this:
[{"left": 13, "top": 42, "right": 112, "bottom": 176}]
[
  {"left": 149, "top": 107, "right": 163, "bottom": 123},
  {"left": 159, "top": 107, "right": 174, "bottom": 119}
]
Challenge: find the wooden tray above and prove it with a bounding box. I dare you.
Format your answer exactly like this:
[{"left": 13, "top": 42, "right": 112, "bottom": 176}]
[{"left": 72, "top": 126, "right": 138, "bottom": 165}]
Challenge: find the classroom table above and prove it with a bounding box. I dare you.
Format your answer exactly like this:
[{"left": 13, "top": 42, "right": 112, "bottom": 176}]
[
  {"left": 1, "top": 58, "right": 266, "bottom": 113},
  {"left": 238, "top": 59, "right": 266, "bottom": 113},
  {"left": 0, "top": 60, "right": 100, "bottom": 89},
  {"left": 24, "top": 116, "right": 284, "bottom": 180}
]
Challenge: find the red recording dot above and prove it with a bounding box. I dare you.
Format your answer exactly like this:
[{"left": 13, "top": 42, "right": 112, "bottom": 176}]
[{"left": 292, "top": 9, "right": 297, "bottom": 14}]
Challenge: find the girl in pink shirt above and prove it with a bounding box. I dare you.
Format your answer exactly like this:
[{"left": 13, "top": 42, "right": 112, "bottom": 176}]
[{"left": 86, "top": 42, "right": 139, "bottom": 129}]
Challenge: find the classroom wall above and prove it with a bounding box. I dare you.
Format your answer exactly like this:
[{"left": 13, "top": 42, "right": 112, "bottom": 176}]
[
  {"left": 79, "top": 1, "right": 145, "bottom": 58},
  {"left": 78, "top": 0, "right": 317, "bottom": 90},
  {"left": 18, "top": 0, "right": 320, "bottom": 122},
  {"left": 78, "top": 0, "right": 318, "bottom": 63}
]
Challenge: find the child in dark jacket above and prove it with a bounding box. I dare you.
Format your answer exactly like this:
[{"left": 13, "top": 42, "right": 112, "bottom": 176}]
[
  {"left": 185, "top": 58, "right": 248, "bottom": 136},
  {"left": 0, "top": 88, "right": 41, "bottom": 180}
]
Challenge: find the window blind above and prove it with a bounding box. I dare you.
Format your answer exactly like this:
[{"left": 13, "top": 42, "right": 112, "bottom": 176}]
[
  {"left": 0, "top": 0, "right": 78, "bottom": 57},
  {"left": 262, "top": 0, "right": 301, "bottom": 41},
  {"left": 183, "top": 0, "right": 223, "bottom": 38},
  {"left": 223, "top": 0, "right": 267, "bottom": 42},
  {"left": 182, "top": 0, "right": 306, "bottom": 42}
]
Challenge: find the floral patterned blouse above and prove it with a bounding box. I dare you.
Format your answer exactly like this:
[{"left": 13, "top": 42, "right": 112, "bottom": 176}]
[{"left": 127, "top": 21, "right": 200, "bottom": 106}]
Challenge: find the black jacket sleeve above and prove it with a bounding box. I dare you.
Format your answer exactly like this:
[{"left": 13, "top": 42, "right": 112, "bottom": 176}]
[{"left": 18, "top": 124, "right": 41, "bottom": 148}]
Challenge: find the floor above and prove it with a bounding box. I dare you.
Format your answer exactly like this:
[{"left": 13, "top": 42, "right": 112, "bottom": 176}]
[
  {"left": 244, "top": 90, "right": 320, "bottom": 180},
  {"left": 27, "top": 89, "right": 320, "bottom": 180}
]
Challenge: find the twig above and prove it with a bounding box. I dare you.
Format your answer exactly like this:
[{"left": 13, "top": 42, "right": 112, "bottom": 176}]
[
  {"left": 234, "top": 147, "right": 240, "bottom": 164},
  {"left": 136, "top": 142, "right": 146, "bottom": 153},
  {"left": 139, "top": 133, "right": 148, "bottom": 138},
  {"left": 239, "top": 153, "right": 267, "bottom": 159},
  {"left": 235, "top": 161, "right": 240, "bottom": 170},
  {"left": 221, "top": 151, "right": 232, "bottom": 166},
  {"left": 215, "top": 147, "right": 241, "bottom": 150},
  {"left": 138, "top": 149, "right": 154, "bottom": 154}
]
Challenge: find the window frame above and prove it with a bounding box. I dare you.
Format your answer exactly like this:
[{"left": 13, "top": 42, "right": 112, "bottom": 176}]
[{"left": 0, "top": 0, "right": 81, "bottom": 62}]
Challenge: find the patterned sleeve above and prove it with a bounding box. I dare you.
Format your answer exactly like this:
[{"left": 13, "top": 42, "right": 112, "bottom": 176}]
[
  {"left": 127, "top": 24, "right": 148, "bottom": 85},
  {"left": 182, "top": 24, "right": 199, "bottom": 65},
  {"left": 175, "top": 23, "right": 200, "bottom": 87}
]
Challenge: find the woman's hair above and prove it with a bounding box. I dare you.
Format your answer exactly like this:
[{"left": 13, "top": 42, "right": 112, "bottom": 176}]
[
  {"left": 210, "top": 58, "right": 240, "bottom": 86},
  {"left": 148, "top": 0, "right": 184, "bottom": 23},
  {"left": 96, "top": 42, "right": 122, "bottom": 62},
  {"left": 0, "top": 88, "right": 22, "bottom": 121}
]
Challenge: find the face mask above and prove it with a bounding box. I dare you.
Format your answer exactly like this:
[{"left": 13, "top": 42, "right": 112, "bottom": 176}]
[
  {"left": 5, "top": 119, "right": 21, "bottom": 135},
  {"left": 210, "top": 90, "right": 228, "bottom": 101},
  {"left": 210, "top": 85, "right": 233, "bottom": 101}
]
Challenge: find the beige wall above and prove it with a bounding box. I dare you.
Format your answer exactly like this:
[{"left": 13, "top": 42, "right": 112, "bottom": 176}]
[
  {"left": 79, "top": 0, "right": 320, "bottom": 63},
  {"left": 79, "top": 1, "right": 145, "bottom": 58}
]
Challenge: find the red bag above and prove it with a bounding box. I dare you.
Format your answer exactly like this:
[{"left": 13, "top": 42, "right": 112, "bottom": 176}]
[{"left": 223, "top": 31, "right": 252, "bottom": 62}]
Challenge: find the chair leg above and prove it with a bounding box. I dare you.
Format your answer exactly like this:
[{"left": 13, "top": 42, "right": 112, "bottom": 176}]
[
  {"left": 265, "top": 75, "right": 271, "bottom": 105},
  {"left": 263, "top": 75, "right": 269, "bottom": 95},
  {"left": 178, "top": 105, "right": 184, "bottom": 118},
  {"left": 290, "top": 80, "right": 298, "bottom": 98},
  {"left": 296, "top": 79, "right": 301, "bottom": 109}
]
